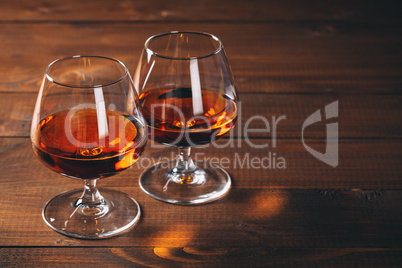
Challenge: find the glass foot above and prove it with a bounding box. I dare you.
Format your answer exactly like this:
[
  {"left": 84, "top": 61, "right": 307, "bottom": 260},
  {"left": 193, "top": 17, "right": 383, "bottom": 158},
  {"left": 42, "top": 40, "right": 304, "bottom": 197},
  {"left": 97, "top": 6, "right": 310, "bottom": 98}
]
[
  {"left": 42, "top": 189, "right": 140, "bottom": 239},
  {"left": 139, "top": 160, "right": 231, "bottom": 205}
]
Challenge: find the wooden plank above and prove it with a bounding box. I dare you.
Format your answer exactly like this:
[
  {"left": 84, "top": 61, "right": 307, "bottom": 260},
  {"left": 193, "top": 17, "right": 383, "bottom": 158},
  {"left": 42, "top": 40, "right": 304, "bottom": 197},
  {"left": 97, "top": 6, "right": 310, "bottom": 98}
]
[
  {"left": 0, "top": 136, "right": 401, "bottom": 190},
  {"left": 1, "top": 247, "right": 402, "bottom": 267},
  {"left": 3, "top": 92, "right": 401, "bottom": 138},
  {"left": 0, "top": 23, "right": 401, "bottom": 94},
  {"left": 1, "top": 0, "right": 401, "bottom": 24},
  {"left": 0, "top": 184, "right": 401, "bottom": 247}
]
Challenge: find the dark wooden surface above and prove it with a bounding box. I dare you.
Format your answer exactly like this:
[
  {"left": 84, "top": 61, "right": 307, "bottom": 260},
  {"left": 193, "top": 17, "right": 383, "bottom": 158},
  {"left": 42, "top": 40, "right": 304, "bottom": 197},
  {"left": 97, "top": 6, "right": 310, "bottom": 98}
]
[{"left": 1, "top": 0, "right": 402, "bottom": 267}]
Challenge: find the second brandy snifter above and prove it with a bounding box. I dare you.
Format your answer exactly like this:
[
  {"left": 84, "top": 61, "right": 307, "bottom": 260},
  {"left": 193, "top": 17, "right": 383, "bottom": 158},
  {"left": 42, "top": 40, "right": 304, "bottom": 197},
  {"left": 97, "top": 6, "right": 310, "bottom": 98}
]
[{"left": 134, "top": 31, "right": 239, "bottom": 205}]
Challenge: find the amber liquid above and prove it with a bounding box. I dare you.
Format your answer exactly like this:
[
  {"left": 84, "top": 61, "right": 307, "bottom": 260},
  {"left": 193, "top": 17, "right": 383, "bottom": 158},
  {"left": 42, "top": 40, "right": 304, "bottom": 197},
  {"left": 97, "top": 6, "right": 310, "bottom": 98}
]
[
  {"left": 139, "top": 87, "right": 237, "bottom": 147},
  {"left": 31, "top": 109, "right": 147, "bottom": 179}
]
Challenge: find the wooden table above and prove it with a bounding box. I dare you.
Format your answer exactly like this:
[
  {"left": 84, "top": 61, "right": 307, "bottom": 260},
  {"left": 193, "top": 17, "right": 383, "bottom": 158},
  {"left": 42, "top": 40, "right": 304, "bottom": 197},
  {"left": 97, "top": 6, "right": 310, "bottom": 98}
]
[{"left": 1, "top": 0, "right": 401, "bottom": 266}]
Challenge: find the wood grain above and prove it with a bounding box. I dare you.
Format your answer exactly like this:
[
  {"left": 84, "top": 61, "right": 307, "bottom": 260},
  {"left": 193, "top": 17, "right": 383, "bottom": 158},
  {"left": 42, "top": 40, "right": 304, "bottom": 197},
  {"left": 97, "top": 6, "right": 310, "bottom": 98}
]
[
  {"left": 1, "top": 0, "right": 401, "bottom": 24},
  {"left": 2, "top": 247, "right": 402, "bottom": 267},
  {"left": 0, "top": 23, "right": 401, "bottom": 94}
]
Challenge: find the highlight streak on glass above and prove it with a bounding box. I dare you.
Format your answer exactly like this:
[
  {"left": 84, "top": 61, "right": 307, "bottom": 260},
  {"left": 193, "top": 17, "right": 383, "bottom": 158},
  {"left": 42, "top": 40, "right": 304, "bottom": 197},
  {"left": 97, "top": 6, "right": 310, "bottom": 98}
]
[
  {"left": 94, "top": 87, "right": 109, "bottom": 140},
  {"left": 31, "top": 75, "right": 46, "bottom": 136},
  {"left": 190, "top": 59, "right": 203, "bottom": 116},
  {"left": 142, "top": 60, "right": 155, "bottom": 90}
]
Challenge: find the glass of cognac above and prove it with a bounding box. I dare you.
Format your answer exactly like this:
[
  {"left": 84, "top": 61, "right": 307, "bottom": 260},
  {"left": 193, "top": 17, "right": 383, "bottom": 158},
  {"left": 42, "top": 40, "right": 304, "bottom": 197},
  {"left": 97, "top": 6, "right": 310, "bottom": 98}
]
[
  {"left": 31, "top": 56, "right": 147, "bottom": 238},
  {"left": 135, "top": 31, "right": 239, "bottom": 205}
]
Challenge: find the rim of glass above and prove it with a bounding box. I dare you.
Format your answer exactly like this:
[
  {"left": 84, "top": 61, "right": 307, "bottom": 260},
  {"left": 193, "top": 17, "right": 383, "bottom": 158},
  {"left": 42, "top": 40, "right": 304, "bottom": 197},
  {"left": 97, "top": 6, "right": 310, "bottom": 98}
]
[
  {"left": 45, "top": 55, "right": 128, "bottom": 88},
  {"left": 144, "top": 31, "right": 223, "bottom": 60}
]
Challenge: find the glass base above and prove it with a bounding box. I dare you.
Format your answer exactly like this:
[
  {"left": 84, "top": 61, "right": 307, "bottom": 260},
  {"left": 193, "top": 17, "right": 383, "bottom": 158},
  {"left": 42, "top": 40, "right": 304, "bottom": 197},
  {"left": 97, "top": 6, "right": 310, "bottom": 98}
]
[
  {"left": 42, "top": 189, "right": 140, "bottom": 239},
  {"left": 139, "top": 160, "right": 231, "bottom": 205}
]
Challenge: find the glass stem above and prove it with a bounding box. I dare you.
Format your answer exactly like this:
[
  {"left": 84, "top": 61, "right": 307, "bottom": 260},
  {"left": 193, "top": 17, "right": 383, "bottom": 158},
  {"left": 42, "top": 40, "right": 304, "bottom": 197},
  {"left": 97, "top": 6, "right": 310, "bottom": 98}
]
[
  {"left": 174, "top": 147, "right": 197, "bottom": 174},
  {"left": 75, "top": 179, "right": 106, "bottom": 207},
  {"left": 164, "top": 146, "right": 206, "bottom": 186}
]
